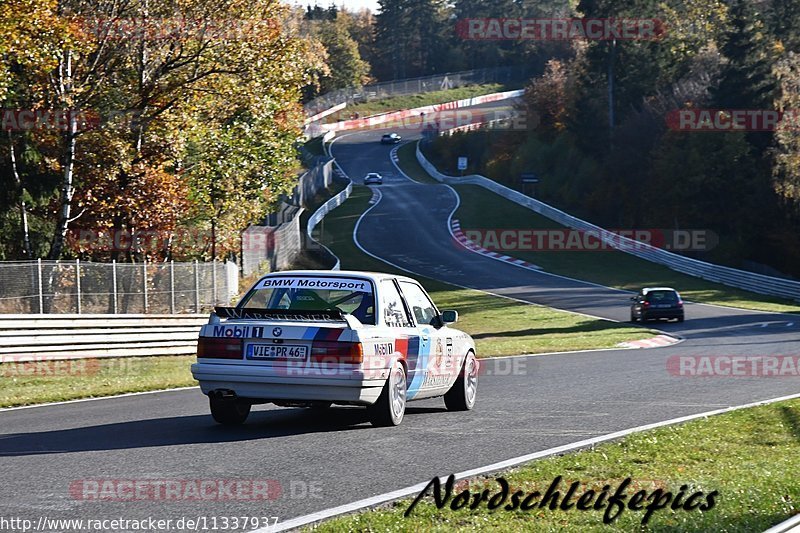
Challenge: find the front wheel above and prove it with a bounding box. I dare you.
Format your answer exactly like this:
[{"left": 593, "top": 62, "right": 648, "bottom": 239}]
[
  {"left": 444, "top": 352, "right": 478, "bottom": 411},
  {"left": 368, "top": 361, "right": 406, "bottom": 427},
  {"left": 210, "top": 397, "right": 251, "bottom": 426}
]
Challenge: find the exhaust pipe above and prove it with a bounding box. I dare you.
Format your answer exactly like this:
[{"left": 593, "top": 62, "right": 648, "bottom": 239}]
[{"left": 209, "top": 389, "right": 237, "bottom": 400}]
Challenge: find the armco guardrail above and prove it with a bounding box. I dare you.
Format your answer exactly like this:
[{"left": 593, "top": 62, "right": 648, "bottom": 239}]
[
  {"left": 316, "top": 89, "right": 524, "bottom": 134},
  {"left": 0, "top": 314, "right": 207, "bottom": 362},
  {"left": 307, "top": 179, "right": 353, "bottom": 271},
  {"left": 416, "top": 142, "right": 800, "bottom": 302}
]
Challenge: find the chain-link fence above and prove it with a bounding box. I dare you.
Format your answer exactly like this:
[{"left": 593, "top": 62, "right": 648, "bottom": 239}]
[
  {"left": 0, "top": 260, "right": 239, "bottom": 314},
  {"left": 304, "top": 65, "right": 532, "bottom": 115}
]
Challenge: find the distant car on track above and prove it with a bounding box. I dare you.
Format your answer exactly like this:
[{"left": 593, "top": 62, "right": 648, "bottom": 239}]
[
  {"left": 363, "top": 172, "right": 383, "bottom": 185},
  {"left": 380, "top": 132, "right": 401, "bottom": 144},
  {"left": 191, "top": 270, "right": 477, "bottom": 427},
  {"left": 630, "top": 287, "right": 684, "bottom": 323}
]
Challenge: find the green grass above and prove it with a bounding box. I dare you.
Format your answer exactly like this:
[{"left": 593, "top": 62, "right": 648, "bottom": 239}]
[
  {"left": 324, "top": 84, "right": 514, "bottom": 124},
  {"left": 0, "top": 355, "right": 197, "bottom": 408},
  {"left": 309, "top": 397, "right": 800, "bottom": 532},
  {"left": 396, "top": 141, "right": 799, "bottom": 314},
  {"left": 396, "top": 142, "right": 440, "bottom": 184},
  {"left": 317, "top": 186, "right": 658, "bottom": 357}
]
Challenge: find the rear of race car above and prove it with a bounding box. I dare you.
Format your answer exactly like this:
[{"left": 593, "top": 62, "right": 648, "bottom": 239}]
[{"left": 191, "top": 312, "right": 395, "bottom": 407}]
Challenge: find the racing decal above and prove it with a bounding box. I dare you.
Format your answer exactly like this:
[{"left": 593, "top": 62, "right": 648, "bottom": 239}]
[
  {"left": 255, "top": 276, "right": 373, "bottom": 292},
  {"left": 434, "top": 339, "right": 444, "bottom": 367},
  {"left": 214, "top": 307, "right": 343, "bottom": 322},
  {"left": 209, "top": 324, "right": 348, "bottom": 341},
  {"left": 374, "top": 342, "right": 393, "bottom": 357},
  {"left": 445, "top": 337, "right": 454, "bottom": 368},
  {"left": 312, "top": 328, "right": 346, "bottom": 342},
  {"left": 211, "top": 325, "right": 263, "bottom": 338},
  {"left": 405, "top": 332, "right": 429, "bottom": 399}
]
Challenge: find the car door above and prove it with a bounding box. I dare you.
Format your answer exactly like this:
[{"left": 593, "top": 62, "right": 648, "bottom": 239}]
[
  {"left": 397, "top": 280, "right": 453, "bottom": 398},
  {"left": 377, "top": 279, "right": 424, "bottom": 397}
]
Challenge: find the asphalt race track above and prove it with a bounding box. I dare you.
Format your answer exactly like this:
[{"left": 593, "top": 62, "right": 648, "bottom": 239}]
[{"left": 1, "top": 105, "right": 799, "bottom": 530}]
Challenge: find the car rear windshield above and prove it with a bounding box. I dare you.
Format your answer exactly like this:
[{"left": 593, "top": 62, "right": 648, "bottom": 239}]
[
  {"left": 239, "top": 276, "right": 376, "bottom": 324},
  {"left": 646, "top": 290, "right": 679, "bottom": 303}
]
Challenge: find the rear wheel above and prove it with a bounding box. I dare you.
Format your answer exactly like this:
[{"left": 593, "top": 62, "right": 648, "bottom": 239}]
[
  {"left": 368, "top": 361, "right": 406, "bottom": 427},
  {"left": 444, "top": 352, "right": 478, "bottom": 411},
  {"left": 210, "top": 397, "right": 251, "bottom": 426},
  {"left": 630, "top": 311, "right": 638, "bottom": 323},
  {"left": 677, "top": 316, "right": 685, "bottom": 323}
]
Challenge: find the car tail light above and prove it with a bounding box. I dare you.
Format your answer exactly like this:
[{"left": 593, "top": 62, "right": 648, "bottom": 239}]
[
  {"left": 197, "top": 337, "right": 243, "bottom": 359},
  {"left": 310, "top": 341, "right": 363, "bottom": 364},
  {"left": 677, "top": 300, "right": 683, "bottom": 307},
  {"left": 643, "top": 301, "right": 651, "bottom": 307}
]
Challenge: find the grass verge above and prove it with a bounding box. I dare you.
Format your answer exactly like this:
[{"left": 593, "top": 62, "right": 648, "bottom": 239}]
[
  {"left": 324, "top": 84, "right": 513, "bottom": 124},
  {"left": 317, "top": 185, "right": 658, "bottom": 357},
  {"left": 309, "top": 397, "right": 800, "bottom": 532},
  {"left": 0, "top": 355, "right": 196, "bottom": 408},
  {"left": 397, "top": 142, "right": 799, "bottom": 314}
]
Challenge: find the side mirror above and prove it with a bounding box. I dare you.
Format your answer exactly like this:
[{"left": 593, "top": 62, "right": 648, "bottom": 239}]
[
  {"left": 630, "top": 296, "right": 637, "bottom": 301},
  {"left": 441, "top": 310, "right": 458, "bottom": 324}
]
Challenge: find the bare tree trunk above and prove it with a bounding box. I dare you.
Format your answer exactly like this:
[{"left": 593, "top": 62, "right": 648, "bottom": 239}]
[
  {"left": 49, "top": 50, "right": 78, "bottom": 260},
  {"left": 8, "top": 131, "right": 32, "bottom": 258}
]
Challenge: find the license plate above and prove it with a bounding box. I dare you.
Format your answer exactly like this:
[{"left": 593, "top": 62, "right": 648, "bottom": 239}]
[
  {"left": 655, "top": 304, "right": 673, "bottom": 308},
  {"left": 247, "top": 344, "right": 308, "bottom": 360}
]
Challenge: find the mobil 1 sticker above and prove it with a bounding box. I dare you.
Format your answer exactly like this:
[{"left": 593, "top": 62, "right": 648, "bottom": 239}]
[{"left": 256, "top": 276, "right": 373, "bottom": 292}]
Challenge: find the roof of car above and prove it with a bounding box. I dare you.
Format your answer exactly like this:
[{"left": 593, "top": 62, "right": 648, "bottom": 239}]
[
  {"left": 257, "top": 269, "right": 418, "bottom": 285},
  {"left": 642, "top": 287, "right": 678, "bottom": 292}
]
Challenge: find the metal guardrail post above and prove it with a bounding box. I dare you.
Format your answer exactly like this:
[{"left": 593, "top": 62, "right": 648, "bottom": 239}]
[
  {"left": 112, "top": 260, "right": 118, "bottom": 314},
  {"left": 37, "top": 258, "right": 43, "bottom": 313},
  {"left": 194, "top": 260, "right": 200, "bottom": 312},
  {"left": 76, "top": 259, "right": 81, "bottom": 314},
  {"left": 170, "top": 260, "right": 175, "bottom": 314},
  {"left": 142, "top": 259, "right": 148, "bottom": 313},
  {"left": 212, "top": 259, "right": 218, "bottom": 305}
]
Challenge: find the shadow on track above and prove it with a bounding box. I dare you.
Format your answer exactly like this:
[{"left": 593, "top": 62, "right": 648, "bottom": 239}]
[{"left": 0, "top": 405, "right": 447, "bottom": 457}]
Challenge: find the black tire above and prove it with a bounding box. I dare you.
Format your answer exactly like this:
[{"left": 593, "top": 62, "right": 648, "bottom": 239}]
[
  {"left": 367, "top": 361, "right": 406, "bottom": 427},
  {"left": 677, "top": 316, "right": 685, "bottom": 323},
  {"left": 210, "top": 397, "right": 251, "bottom": 426},
  {"left": 310, "top": 401, "right": 333, "bottom": 410},
  {"left": 444, "top": 352, "right": 478, "bottom": 411},
  {"left": 630, "top": 311, "right": 638, "bottom": 323}
]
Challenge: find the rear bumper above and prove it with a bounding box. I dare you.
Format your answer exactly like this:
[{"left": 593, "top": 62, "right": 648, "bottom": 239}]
[
  {"left": 191, "top": 362, "right": 387, "bottom": 405},
  {"left": 642, "top": 309, "right": 684, "bottom": 319}
]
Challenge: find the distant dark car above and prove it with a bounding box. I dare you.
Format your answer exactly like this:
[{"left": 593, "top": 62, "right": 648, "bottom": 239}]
[
  {"left": 381, "top": 133, "right": 401, "bottom": 144},
  {"left": 630, "top": 287, "right": 684, "bottom": 322},
  {"left": 363, "top": 172, "right": 383, "bottom": 185}
]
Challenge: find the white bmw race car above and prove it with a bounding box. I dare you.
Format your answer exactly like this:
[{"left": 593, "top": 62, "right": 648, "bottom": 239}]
[{"left": 191, "top": 270, "right": 478, "bottom": 427}]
